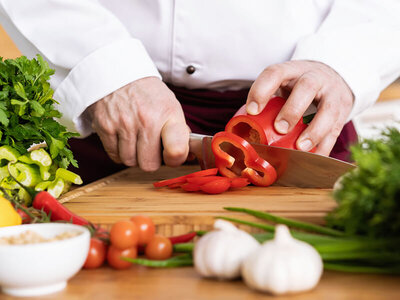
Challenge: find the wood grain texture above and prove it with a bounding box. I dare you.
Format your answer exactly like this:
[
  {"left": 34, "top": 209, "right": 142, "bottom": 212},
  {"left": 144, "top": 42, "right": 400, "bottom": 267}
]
[
  {"left": 1, "top": 165, "right": 399, "bottom": 300},
  {"left": 60, "top": 165, "right": 335, "bottom": 235},
  {"left": 1, "top": 265, "right": 399, "bottom": 300}
]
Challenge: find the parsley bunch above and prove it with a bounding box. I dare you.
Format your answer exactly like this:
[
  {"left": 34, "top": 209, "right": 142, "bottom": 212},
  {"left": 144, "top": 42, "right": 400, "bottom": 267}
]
[
  {"left": 327, "top": 127, "right": 400, "bottom": 238},
  {"left": 0, "top": 55, "right": 79, "bottom": 168}
]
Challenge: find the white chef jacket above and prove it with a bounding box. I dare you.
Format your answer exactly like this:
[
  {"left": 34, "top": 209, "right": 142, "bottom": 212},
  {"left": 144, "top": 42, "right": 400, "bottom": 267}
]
[{"left": 1, "top": 0, "right": 400, "bottom": 137}]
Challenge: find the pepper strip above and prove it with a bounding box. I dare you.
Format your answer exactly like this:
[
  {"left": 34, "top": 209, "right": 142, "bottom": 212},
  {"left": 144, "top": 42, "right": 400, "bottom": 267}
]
[
  {"left": 211, "top": 131, "right": 277, "bottom": 187},
  {"left": 225, "top": 96, "right": 314, "bottom": 151}
]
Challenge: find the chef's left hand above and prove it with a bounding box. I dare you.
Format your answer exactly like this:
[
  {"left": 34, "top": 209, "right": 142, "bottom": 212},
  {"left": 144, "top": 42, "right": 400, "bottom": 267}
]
[{"left": 246, "top": 60, "right": 354, "bottom": 156}]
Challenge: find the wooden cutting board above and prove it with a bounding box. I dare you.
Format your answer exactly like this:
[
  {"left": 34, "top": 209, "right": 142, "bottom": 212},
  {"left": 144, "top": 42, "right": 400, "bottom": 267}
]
[{"left": 60, "top": 165, "right": 336, "bottom": 235}]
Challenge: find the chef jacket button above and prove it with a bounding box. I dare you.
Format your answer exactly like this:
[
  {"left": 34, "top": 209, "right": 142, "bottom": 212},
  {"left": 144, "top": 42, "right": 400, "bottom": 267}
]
[{"left": 186, "top": 65, "right": 196, "bottom": 74}]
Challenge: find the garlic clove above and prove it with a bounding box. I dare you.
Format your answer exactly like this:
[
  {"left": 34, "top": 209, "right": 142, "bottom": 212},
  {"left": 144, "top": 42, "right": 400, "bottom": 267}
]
[
  {"left": 242, "top": 224, "right": 323, "bottom": 295},
  {"left": 194, "top": 220, "right": 260, "bottom": 280}
]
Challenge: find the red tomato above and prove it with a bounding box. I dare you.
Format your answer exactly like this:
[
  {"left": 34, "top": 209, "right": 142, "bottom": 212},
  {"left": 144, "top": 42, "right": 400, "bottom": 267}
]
[
  {"left": 110, "top": 220, "right": 139, "bottom": 249},
  {"left": 130, "top": 215, "right": 156, "bottom": 246},
  {"left": 230, "top": 177, "right": 250, "bottom": 188},
  {"left": 83, "top": 238, "right": 107, "bottom": 269},
  {"left": 145, "top": 235, "right": 173, "bottom": 260},
  {"left": 107, "top": 245, "right": 137, "bottom": 270},
  {"left": 16, "top": 208, "right": 31, "bottom": 224},
  {"left": 200, "top": 178, "right": 231, "bottom": 194}
]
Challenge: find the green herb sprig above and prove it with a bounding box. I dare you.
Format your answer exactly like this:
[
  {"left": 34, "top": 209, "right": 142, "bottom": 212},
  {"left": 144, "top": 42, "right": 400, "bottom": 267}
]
[
  {"left": 327, "top": 127, "right": 400, "bottom": 238},
  {"left": 0, "top": 55, "right": 79, "bottom": 168}
]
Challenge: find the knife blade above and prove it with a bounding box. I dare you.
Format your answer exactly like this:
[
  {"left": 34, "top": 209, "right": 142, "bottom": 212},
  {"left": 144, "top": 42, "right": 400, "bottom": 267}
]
[{"left": 189, "top": 133, "right": 355, "bottom": 188}]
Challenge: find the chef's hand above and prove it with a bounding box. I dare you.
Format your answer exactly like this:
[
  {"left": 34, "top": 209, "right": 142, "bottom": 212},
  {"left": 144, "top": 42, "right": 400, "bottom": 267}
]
[
  {"left": 86, "top": 77, "right": 190, "bottom": 171},
  {"left": 246, "top": 60, "right": 354, "bottom": 156}
]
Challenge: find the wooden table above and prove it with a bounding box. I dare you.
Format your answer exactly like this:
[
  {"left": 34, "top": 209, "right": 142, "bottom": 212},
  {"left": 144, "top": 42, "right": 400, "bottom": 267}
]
[{"left": 1, "top": 166, "right": 399, "bottom": 299}]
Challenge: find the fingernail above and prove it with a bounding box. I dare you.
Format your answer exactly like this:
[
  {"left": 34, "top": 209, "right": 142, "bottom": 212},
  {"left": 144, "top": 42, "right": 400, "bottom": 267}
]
[
  {"left": 275, "top": 120, "right": 289, "bottom": 134},
  {"left": 298, "top": 139, "right": 313, "bottom": 151},
  {"left": 247, "top": 102, "right": 259, "bottom": 115}
]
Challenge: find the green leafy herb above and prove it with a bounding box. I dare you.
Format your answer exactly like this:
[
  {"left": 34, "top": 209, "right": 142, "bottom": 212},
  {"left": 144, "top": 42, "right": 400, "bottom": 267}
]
[
  {"left": 326, "top": 127, "right": 400, "bottom": 238},
  {"left": 0, "top": 55, "right": 79, "bottom": 169}
]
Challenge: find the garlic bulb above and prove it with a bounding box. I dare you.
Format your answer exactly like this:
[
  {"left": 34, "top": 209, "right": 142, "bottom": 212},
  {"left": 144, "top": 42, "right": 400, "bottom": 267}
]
[
  {"left": 242, "top": 224, "right": 323, "bottom": 295},
  {"left": 193, "top": 219, "right": 259, "bottom": 280}
]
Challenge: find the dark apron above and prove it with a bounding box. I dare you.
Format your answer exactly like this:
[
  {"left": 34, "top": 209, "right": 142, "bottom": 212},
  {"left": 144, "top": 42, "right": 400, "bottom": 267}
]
[{"left": 68, "top": 85, "right": 358, "bottom": 183}]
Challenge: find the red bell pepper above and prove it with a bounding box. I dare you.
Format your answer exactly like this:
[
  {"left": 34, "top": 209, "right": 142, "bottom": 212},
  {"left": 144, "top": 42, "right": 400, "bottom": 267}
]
[
  {"left": 225, "top": 96, "right": 314, "bottom": 151},
  {"left": 211, "top": 131, "right": 277, "bottom": 187}
]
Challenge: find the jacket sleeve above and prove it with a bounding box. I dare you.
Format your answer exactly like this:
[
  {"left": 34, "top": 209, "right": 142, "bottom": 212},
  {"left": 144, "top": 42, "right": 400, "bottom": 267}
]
[
  {"left": 0, "top": 0, "right": 161, "bottom": 136},
  {"left": 291, "top": 0, "right": 400, "bottom": 121}
]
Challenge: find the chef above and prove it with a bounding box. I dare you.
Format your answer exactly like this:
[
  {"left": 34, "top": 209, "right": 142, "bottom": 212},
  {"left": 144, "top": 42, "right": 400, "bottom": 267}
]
[{"left": 1, "top": 0, "right": 400, "bottom": 183}]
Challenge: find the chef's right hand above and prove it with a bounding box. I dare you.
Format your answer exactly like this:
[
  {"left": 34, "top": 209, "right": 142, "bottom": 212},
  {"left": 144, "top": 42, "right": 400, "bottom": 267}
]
[{"left": 85, "top": 77, "right": 190, "bottom": 171}]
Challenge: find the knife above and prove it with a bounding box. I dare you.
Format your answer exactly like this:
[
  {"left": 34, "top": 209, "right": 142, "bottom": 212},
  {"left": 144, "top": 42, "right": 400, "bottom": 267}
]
[{"left": 189, "top": 133, "right": 355, "bottom": 188}]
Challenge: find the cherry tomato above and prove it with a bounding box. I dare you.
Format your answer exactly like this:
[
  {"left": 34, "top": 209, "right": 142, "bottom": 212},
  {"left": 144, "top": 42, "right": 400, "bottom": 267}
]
[
  {"left": 83, "top": 238, "right": 107, "bottom": 269},
  {"left": 107, "top": 245, "right": 137, "bottom": 270},
  {"left": 230, "top": 177, "right": 250, "bottom": 188},
  {"left": 130, "top": 215, "right": 156, "bottom": 246},
  {"left": 110, "top": 220, "right": 139, "bottom": 249},
  {"left": 16, "top": 208, "right": 31, "bottom": 224},
  {"left": 200, "top": 178, "right": 231, "bottom": 194},
  {"left": 145, "top": 235, "right": 173, "bottom": 260}
]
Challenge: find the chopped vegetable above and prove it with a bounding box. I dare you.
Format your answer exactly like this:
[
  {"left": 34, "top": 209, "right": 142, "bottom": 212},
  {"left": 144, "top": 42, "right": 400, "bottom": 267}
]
[
  {"left": 199, "top": 177, "right": 231, "bottom": 194},
  {"left": 153, "top": 168, "right": 249, "bottom": 194},
  {"left": 211, "top": 131, "right": 277, "bottom": 186}
]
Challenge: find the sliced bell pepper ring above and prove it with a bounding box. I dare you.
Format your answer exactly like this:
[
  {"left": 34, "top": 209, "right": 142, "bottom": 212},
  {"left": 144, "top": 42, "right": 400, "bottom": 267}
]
[
  {"left": 211, "top": 131, "right": 277, "bottom": 187},
  {"left": 200, "top": 177, "right": 231, "bottom": 194},
  {"left": 186, "top": 175, "right": 227, "bottom": 185},
  {"left": 225, "top": 97, "right": 286, "bottom": 145},
  {"left": 225, "top": 96, "right": 315, "bottom": 151},
  {"left": 153, "top": 168, "right": 218, "bottom": 188},
  {"left": 229, "top": 177, "right": 250, "bottom": 188},
  {"left": 181, "top": 182, "right": 201, "bottom": 192}
]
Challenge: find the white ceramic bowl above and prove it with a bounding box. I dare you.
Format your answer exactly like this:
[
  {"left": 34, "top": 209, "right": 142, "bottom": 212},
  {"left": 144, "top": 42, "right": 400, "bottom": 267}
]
[{"left": 0, "top": 223, "right": 90, "bottom": 297}]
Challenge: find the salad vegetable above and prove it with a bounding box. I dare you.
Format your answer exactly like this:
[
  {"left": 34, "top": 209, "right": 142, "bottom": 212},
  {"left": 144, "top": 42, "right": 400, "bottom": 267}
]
[
  {"left": 0, "top": 195, "right": 22, "bottom": 227},
  {"left": 0, "top": 55, "right": 82, "bottom": 202}
]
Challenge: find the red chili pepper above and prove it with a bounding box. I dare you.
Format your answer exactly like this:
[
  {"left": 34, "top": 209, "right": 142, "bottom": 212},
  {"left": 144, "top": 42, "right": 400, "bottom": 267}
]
[
  {"left": 211, "top": 131, "right": 277, "bottom": 187},
  {"left": 32, "top": 191, "right": 89, "bottom": 225},
  {"left": 168, "top": 232, "right": 197, "bottom": 244},
  {"left": 9, "top": 171, "right": 90, "bottom": 226},
  {"left": 225, "top": 96, "right": 315, "bottom": 151}
]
